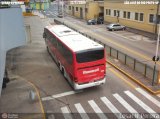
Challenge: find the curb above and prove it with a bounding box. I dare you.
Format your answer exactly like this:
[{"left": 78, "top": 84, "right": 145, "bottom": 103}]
[
  {"left": 107, "top": 61, "right": 160, "bottom": 95},
  {"left": 18, "top": 77, "right": 46, "bottom": 119},
  {"left": 23, "top": 12, "right": 36, "bottom": 16}
]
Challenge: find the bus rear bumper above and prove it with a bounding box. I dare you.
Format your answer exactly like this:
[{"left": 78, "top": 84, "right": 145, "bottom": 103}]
[{"left": 73, "top": 77, "right": 106, "bottom": 90}]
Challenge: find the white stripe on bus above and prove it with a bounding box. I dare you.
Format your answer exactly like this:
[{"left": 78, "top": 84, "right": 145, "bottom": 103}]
[
  {"left": 88, "top": 100, "right": 108, "bottom": 119},
  {"left": 74, "top": 103, "right": 90, "bottom": 119}
]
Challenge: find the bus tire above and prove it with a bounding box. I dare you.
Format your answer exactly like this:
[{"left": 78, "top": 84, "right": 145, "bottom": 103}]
[
  {"left": 47, "top": 46, "right": 49, "bottom": 54},
  {"left": 58, "top": 62, "right": 62, "bottom": 72}
]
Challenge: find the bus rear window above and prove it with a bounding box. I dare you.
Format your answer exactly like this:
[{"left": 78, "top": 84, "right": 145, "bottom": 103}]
[{"left": 76, "top": 49, "right": 104, "bottom": 63}]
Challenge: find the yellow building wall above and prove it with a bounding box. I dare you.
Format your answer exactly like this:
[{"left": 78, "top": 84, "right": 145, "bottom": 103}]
[
  {"left": 67, "top": 1, "right": 100, "bottom": 20},
  {"left": 86, "top": 2, "right": 99, "bottom": 20},
  {"left": 104, "top": 2, "right": 159, "bottom": 33},
  {"left": 67, "top": 4, "right": 85, "bottom": 19}
]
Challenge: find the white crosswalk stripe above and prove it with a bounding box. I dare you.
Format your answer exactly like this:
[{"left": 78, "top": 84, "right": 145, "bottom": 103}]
[
  {"left": 100, "top": 96, "right": 124, "bottom": 119},
  {"left": 136, "top": 88, "right": 160, "bottom": 108},
  {"left": 74, "top": 103, "right": 90, "bottom": 119},
  {"left": 59, "top": 89, "right": 160, "bottom": 119},
  {"left": 124, "top": 91, "right": 158, "bottom": 118},
  {"left": 61, "top": 106, "right": 73, "bottom": 119},
  {"left": 88, "top": 100, "right": 108, "bottom": 119},
  {"left": 113, "top": 93, "right": 143, "bottom": 119}
]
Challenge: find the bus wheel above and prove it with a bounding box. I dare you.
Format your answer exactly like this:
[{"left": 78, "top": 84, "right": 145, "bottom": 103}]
[
  {"left": 47, "top": 46, "right": 49, "bottom": 53},
  {"left": 58, "top": 62, "right": 63, "bottom": 72}
]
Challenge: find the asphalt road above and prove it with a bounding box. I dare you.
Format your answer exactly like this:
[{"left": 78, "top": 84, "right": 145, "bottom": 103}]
[{"left": 12, "top": 13, "right": 160, "bottom": 119}]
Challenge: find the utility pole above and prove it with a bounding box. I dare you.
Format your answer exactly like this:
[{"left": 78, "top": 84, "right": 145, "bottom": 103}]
[
  {"left": 154, "top": 0, "right": 160, "bottom": 39},
  {"left": 152, "top": 0, "right": 160, "bottom": 86}
]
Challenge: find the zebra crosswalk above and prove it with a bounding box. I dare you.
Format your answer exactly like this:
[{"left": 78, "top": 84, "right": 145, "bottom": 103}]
[{"left": 52, "top": 88, "right": 160, "bottom": 119}]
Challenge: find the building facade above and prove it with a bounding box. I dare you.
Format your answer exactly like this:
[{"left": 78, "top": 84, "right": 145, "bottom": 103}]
[
  {"left": 104, "top": 0, "right": 160, "bottom": 33},
  {"left": 66, "top": 0, "right": 160, "bottom": 34},
  {"left": 66, "top": 0, "right": 104, "bottom": 20},
  {"left": 30, "top": 0, "right": 50, "bottom": 10}
]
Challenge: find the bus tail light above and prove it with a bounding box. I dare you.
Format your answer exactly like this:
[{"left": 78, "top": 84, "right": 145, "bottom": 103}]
[
  {"left": 69, "top": 73, "right": 78, "bottom": 82},
  {"left": 74, "top": 77, "right": 78, "bottom": 82}
]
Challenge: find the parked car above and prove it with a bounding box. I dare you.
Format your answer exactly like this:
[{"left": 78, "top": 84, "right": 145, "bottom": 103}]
[
  {"left": 97, "top": 17, "right": 104, "bottom": 24},
  {"left": 87, "top": 19, "right": 97, "bottom": 25},
  {"left": 106, "top": 23, "right": 126, "bottom": 31},
  {"left": 57, "top": 12, "right": 63, "bottom": 18}
]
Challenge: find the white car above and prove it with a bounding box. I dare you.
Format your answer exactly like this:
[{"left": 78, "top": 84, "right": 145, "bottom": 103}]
[{"left": 107, "top": 23, "right": 126, "bottom": 31}]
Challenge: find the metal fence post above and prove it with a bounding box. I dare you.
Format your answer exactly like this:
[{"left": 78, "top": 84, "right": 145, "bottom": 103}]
[
  {"left": 144, "top": 64, "right": 147, "bottom": 77},
  {"left": 125, "top": 54, "right": 127, "bottom": 65},
  {"left": 110, "top": 47, "right": 112, "bottom": 56},
  {"left": 134, "top": 59, "right": 136, "bottom": 70}
]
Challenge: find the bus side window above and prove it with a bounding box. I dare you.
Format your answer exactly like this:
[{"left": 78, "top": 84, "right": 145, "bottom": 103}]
[
  {"left": 65, "top": 48, "right": 73, "bottom": 65},
  {"left": 51, "top": 37, "right": 57, "bottom": 47},
  {"left": 43, "top": 29, "right": 47, "bottom": 38}
]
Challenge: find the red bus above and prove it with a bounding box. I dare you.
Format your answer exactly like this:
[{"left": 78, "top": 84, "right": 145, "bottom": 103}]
[{"left": 43, "top": 25, "right": 106, "bottom": 90}]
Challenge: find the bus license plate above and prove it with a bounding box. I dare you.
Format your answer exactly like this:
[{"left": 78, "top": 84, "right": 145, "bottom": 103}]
[{"left": 94, "top": 82, "right": 100, "bottom": 85}]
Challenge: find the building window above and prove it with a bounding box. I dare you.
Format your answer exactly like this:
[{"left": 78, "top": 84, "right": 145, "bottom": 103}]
[
  {"left": 135, "top": 13, "right": 144, "bottom": 21},
  {"left": 135, "top": 13, "right": 138, "bottom": 20},
  {"left": 117, "top": 10, "right": 120, "bottom": 17},
  {"left": 123, "top": 11, "right": 126, "bottom": 18},
  {"left": 158, "top": 15, "right": 160, "bottom": 24},
  {"left": 106, "top": 9, "right": 111, "bottom": 15},
  {"left": 114, "top": 10, "right": 116, "bottom": 16},
  {"left": 140, "top": 13, "right": 144, "bottom": 21},
  {"left": 69, "top": 6, "right": 71, "bottom": 10},
  {"left": 149, "top": 14, "right": 154, "bottom": 23},
  {"left": 127, "top": 12, "right": 130, "bottom": 19},
  {"left": 76, "top": 7, "right": 78, "bottom": 11},
  {"left": 85, "top": 8, "right": 88, "bottom": 13}
]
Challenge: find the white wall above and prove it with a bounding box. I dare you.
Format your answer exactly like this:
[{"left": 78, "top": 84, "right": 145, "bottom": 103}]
[{"left": 0, "top": 7, "right": 26, "bottom": 96}]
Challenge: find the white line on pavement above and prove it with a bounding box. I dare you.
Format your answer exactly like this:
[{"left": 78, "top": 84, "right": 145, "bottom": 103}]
[
  {"left": 113, "top": 93, "right": 143, "bottom": 119},
  {"left": 101, "top": 96, "right": 124, "bottom": 119},
  {"left": 88, "top": 100, "right": 108, "bottom": 119},
  {"left": 74, "top": 103, "right": 90, "bottom": 119},
  {"left": 136, "top": 88, "right": 160, "bottom": 108},
  {"left": 61, "top": 106, "right": 72, "bottom": 119},
  {"left": 42, "top": 90, "right": 83, "bottom": 101},
  {"left": 124, "top": 91, "right": 158, "bottom": 118}
]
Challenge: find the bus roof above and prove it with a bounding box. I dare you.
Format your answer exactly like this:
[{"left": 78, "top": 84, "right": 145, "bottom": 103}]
[{"left": 45, "top": 25, "right": 104, "bottom": 52}]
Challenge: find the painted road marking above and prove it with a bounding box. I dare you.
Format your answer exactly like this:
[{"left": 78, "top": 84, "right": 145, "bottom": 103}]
[
  {"left": 113, "top": 93, "right": 143, "bottom": 119},
  {"left": 124, "top": 91, "right": 158, "bottom": 118},
  {"left": 74, "top": 103, "right": 90, "bottom": 119},
  {"left": 109, "top": 68, "right": 136, "bottom": 88},
  {"left": 42, "top": 90, "right": 82, "bottom": 101},
  {"left": 88, "top": 100, "right": 108, "bottom": 119},
  {"left": 136, "top": 88, "right": 160, "bottom": 108},
  {"left": 61, "top": 106, "right": 72, "bottom": 119},
  {"left": 100, "top": 96, "right": 124, "bottom": 119}
]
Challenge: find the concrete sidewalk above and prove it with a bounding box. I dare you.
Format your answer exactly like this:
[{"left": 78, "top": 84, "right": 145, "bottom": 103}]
[
  {"left": 0, "top": 75, "right": 45, "bottom": 119},
  {"left": 108, "top": 57, "right": 160, "bottom": 94},
  {"left": 0, "top": 16, "right": 49, "bottom": 119}
]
